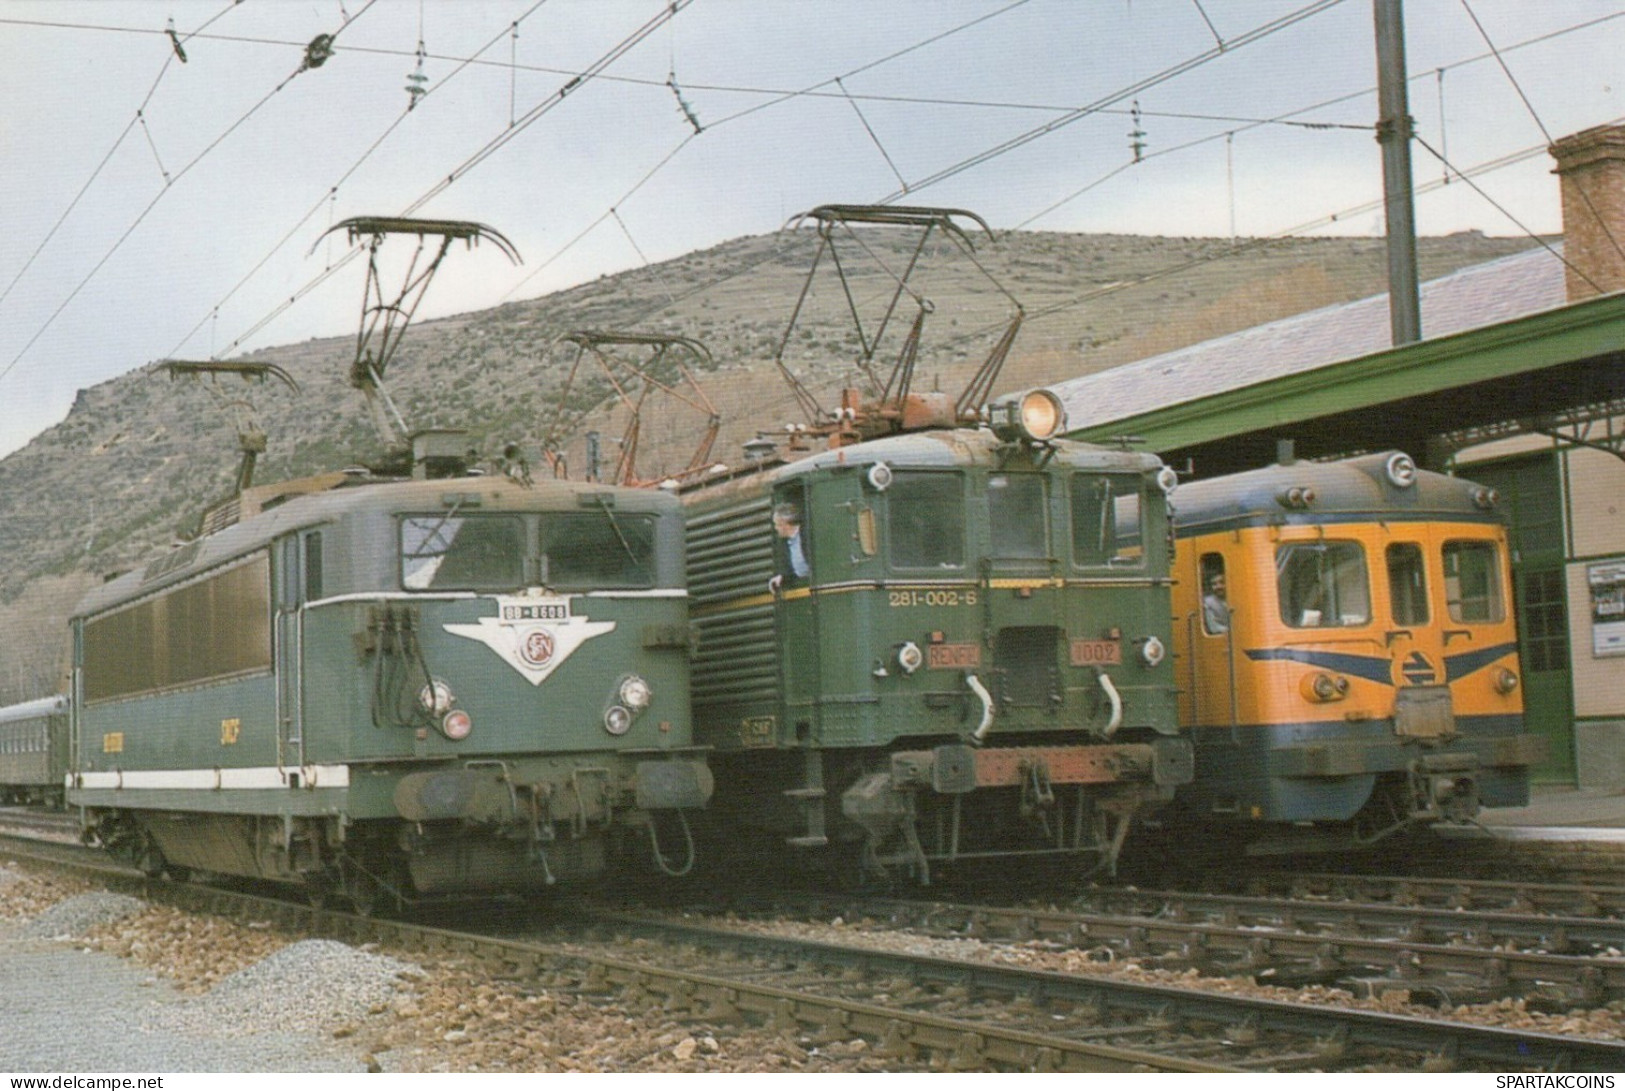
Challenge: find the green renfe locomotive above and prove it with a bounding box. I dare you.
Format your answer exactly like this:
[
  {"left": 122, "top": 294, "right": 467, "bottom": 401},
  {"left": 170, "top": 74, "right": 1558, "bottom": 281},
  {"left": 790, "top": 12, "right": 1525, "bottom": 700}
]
[
  {"left": 66, "top": 453, "right": 710, "bottom": 910},
  {"left": 684, "top": 391, "right": 1192, "bottom": 882}
]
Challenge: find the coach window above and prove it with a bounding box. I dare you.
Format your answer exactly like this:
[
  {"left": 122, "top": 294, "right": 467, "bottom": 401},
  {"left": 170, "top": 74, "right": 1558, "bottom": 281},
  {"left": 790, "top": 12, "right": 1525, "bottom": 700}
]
[
  {"left": 988, "top": 473, "right": 1048, "bottom": 559},
  {"left": 401, "top": 515, "right": 524, "bottom": 591},
  {"left": 1443, "top": 540, "right": 1506, "bottom": 623},
  {"left": 888, "top": 472, "right": 963, "bottom": 569},
  {"left": 1386, "top": 542, "right": 1429, "bottom": 626},
  {"left": 1277, "top": 541, "right": 1371, "bottom": 628}
]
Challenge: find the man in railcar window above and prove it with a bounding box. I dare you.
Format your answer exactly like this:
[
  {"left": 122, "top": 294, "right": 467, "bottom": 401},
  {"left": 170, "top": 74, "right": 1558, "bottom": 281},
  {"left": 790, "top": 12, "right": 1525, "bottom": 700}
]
[{"left": 1201, "top": 553, "right": 1230, "bottom": 634}]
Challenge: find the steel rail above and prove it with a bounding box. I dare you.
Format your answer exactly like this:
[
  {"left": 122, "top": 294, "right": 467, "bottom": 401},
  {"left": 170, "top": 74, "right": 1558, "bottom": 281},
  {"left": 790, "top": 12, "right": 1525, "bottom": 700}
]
[
  {"left": 1244, "top": 869, "right": 1625, "bottom": 918},
  {"left": 577, "top": 907, "right": 1625, "bottom": 1072},
  {"left": 730, "top": 891, "right": 1625, "bottom": 1007},
  {"left": 4, "top": 834, "right": 1623, "bottom": 1070}
]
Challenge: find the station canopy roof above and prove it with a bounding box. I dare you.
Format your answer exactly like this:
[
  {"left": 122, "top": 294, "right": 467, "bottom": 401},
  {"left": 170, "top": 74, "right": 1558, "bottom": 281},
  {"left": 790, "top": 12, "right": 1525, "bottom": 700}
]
[{"left": 1046, "top": 245, "right": 1625, "bottom": 478}]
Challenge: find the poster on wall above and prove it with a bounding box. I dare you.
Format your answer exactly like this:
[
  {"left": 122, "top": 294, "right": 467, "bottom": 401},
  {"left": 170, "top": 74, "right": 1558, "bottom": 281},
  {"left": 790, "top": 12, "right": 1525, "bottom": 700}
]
[{"left": 1590, "top": 559, "right": 1625, "bottom": 658}]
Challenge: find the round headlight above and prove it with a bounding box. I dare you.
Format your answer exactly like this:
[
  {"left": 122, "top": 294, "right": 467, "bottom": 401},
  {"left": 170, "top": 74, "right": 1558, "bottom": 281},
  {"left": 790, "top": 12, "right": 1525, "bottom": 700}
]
[
  {"left": 866, "top": 462, "right": 894, "bottom": 491},
  {"left": 1139, "top": 636, "right": 1166, "bottom": 667},
  {"left": 619, "top": 675, "right": 653, "bottom": 712},
  {"left": 419, "top": 679, "right": 454, "bottom": 716},
  {"left": 1385, "top": 452, "right": 1417, "bottom": 488},
  {"left": 1494, "top": 667, "right": 1519, "bottom": 695},
  {"left": 895, "top": 641, "right": 924, "bottom": 675},
  {"left": 992, "top": 390, "right": 1067, "bottom": 443},
  {"left": 440, "top": 709, "right": 473, "bottom": 740},
  {"left": 1156, "top": 466, "right": 1178, "bottom": 496},
  {"left": 1018, "top": 389, "right": 1065, "bottom": 442},
  {"left": 604, "top": 706, "right": 632, "bottom": 736}
]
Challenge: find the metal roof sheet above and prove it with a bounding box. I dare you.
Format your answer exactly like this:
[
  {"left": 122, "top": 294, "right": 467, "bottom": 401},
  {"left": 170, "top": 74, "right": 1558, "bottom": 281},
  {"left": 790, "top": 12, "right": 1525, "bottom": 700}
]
[{"left": 1047, "top": 245, "right": 1565, "bottom": 431}]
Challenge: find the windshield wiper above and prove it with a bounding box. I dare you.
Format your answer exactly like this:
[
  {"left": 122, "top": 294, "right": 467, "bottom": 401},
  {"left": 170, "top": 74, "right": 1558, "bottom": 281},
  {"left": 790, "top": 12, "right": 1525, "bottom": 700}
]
[{"left": 593, "top": 493, "right": 640, "bottom": 567}]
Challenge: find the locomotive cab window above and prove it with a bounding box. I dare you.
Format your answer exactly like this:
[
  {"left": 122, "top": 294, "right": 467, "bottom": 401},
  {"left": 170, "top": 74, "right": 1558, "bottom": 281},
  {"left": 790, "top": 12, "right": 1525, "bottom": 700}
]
[
  {"left": 1386, "top": 542, "right": 1429, "bottom": 626},
  {"left": 543, "top": 512, "right": 657, "bottom": 589},
  {"left": 401, "top": 514, "right": 524, "bottom": 591},
  {"left": 987, "top": 473, "right": 1047, "bottom": 559},
  {"left": 1072, "top": 476, "right": 1142, "bottom": 567},
  {"left": 1277, "top": 541, "right": 1370, "bottom": 628},
  {"left": 888, "top": 472, "right": 963, "bottom": 569},
  {"left": 1443, "top": 540, "right": 1506, "bottom": 623}
]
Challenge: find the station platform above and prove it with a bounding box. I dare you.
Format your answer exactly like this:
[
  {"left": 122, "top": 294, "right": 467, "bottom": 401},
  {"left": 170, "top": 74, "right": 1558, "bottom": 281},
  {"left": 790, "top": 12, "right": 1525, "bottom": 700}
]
[{"left": 1479, "top": 785, "right": 1625, "bottom": 843}]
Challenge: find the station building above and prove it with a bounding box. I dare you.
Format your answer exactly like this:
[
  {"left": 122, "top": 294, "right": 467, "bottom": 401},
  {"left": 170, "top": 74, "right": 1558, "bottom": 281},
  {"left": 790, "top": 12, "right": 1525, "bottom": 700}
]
[{"left": 1046, "top": 124, "right": 1625, "bottom": 789}]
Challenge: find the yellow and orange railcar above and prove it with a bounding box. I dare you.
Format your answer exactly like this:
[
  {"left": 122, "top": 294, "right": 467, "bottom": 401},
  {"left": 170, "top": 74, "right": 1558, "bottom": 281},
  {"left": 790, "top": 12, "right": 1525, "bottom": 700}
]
[{"left": 1166, "top": 451, "right": 1543, "bottom": 845}]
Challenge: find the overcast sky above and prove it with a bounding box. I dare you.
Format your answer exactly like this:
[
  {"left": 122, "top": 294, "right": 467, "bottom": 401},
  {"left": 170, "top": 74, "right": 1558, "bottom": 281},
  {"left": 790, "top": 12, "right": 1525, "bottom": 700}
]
[{"left": 1, "top": 0, "right": 1621, "bottom": 458}]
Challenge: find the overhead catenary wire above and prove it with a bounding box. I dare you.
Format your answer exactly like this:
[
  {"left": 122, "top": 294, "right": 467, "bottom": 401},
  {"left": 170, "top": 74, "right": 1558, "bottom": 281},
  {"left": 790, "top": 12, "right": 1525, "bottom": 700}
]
[
  {"left": 4, "top": 1, "right": 1622, "bottom": 430},
  {"left": 501, "top": 0, "right": 1038, "bottom": 305},
  {"left": 204, "top": 1, "right": 688, "bottom": 362},
  {"left": 872, "top": 0, "right": 1349, "bottom": 205},
  {"left": 196, "top": 0, "right": 1625, "bottom": 376},
  {"left": 180, "top": 0, "right": 556, "bottom": 362},
  {"left": 0, "top": 0, "right": 241, "bottom": 312},
  {"left": 1458, "top": 0, "right": 1625, "bottom": 267},
  {"left": 0, "top": 1, "right": 383, "bottom": 390},
  {"left": 1412, "top": 133, "right": 1603, "bottom": 296}
]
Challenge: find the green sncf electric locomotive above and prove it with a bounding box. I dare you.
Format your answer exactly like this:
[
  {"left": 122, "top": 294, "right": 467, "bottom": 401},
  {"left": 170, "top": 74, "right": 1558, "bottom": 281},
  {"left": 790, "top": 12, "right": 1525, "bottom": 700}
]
[
  {"left": 684, "top": 392, "right": 1191, "bottom": 883},
  {"left": 67, "top": 453, "right": 709, "bottom": 910}
]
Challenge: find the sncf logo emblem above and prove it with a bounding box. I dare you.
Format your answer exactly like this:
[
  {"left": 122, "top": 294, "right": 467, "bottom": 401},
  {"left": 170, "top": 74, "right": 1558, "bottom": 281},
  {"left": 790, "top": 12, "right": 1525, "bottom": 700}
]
[
  {"left": 1401, "top": 651, "right": 1438, "bottom": 685},
  {"left": 519, "top": 628, "right": 556, "bottom": 668},
  {"left": 444, "top": 594, "right": 615, "bottom": 686}
]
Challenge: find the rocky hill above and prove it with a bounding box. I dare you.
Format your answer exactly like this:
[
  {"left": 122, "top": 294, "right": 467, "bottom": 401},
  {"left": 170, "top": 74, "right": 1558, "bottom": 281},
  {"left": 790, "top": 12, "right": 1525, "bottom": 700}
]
[{"left": 0, "top": 226, "right": 1535, "bottom": 700}]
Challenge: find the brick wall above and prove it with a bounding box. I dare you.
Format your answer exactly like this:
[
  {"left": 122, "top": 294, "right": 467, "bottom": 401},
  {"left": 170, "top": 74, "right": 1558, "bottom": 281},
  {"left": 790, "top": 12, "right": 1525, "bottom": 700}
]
[{"left": 1550, "top": 124, "right": 1625, "bottom": 301}]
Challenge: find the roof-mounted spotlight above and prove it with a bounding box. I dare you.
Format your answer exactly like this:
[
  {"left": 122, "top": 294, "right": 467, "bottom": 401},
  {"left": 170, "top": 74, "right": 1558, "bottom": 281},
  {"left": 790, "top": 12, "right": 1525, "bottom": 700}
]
[
  {"left": 991, "top": 389, "right": 1066, "bottom": 444},
  {"left": 1384, "top": 452, "right": 1418, "bottom": 488}
]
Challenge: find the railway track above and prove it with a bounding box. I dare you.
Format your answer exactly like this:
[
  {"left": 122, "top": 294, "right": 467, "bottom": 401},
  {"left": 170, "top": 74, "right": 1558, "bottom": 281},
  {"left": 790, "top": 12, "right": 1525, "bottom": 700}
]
[
  {"left": 0, "top": 806, "right": 81, "bottom": 842},
  {"left": 1231, "top": 870, "right": 1625, "bottom": 920},
  {"left": 666, "top": 887, "right": 1625, "bottom": 1012},
  {"left": 1, "top": 833, "right": 1622, "bottom": 1072}
]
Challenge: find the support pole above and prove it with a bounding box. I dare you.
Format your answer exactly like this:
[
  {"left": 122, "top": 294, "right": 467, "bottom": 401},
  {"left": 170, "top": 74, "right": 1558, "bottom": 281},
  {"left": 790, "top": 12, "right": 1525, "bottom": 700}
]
[{"left": 1375, "top": 0, "right": 1421, "bottom": 345}]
